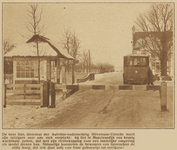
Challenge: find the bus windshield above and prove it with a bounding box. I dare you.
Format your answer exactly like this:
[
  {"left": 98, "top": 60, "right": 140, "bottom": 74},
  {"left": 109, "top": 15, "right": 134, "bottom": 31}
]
[{"left": 125, "top": 57, "right": 148, "bottom": 67}]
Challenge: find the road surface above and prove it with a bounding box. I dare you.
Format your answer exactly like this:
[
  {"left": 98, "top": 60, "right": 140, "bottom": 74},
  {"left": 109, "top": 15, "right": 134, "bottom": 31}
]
[{"left": 30, "top": 72, "right": 174, "bottom": 128}]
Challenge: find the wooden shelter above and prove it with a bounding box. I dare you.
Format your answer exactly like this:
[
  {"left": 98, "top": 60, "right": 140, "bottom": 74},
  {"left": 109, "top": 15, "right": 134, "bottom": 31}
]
[{"left": 4, "top": 35, "right": 74, "bottom": 84}]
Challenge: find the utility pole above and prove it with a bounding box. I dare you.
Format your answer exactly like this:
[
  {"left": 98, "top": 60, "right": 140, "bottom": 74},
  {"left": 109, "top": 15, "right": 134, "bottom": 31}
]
[{"left": 88, "top": 49, "right": 91, "bottom": 73}]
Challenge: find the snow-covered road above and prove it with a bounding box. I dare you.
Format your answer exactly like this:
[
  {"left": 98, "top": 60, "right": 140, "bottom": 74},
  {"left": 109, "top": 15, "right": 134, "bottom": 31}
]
[{"left": 3, "top": 72, "right": 174, "bottom": 128}]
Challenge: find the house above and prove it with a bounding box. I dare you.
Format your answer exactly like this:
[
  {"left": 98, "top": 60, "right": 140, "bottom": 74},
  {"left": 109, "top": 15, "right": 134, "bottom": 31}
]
[
  {"left": 4, "top": 35, "right": 74, "bottom": 84},
  {"left": 133, "top": 39, "right": 173, "bottom": 76},
  {"left": 132, "top": 27, "right": 173, "bottom": 76}
]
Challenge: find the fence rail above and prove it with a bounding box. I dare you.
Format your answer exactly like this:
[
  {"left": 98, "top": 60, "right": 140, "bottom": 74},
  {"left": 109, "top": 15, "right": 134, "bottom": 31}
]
[
  {"left": 4, "top": 82, "right": 56, "bottom": 108},
  {"left": 3, "top": 83, "right": 43, "bottom": 107}
]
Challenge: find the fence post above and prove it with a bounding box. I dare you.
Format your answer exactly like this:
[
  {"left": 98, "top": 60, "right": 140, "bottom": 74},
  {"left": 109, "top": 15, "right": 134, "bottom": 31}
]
[
  {"left": 51, "top": 82, "right": 55, "bottom": 108},
  {"left": 40, "top": 84, "right": 44, "bottom": 107},
  {"left": 43, "top": 81, "right": 49, "bottom": 107},
  {"left": 160, "top": 82, "right": 167, "bottom": 111},
  {"left": 3, "top": 84, "right": 6, "bottom": 108},
  {"left": 63, "top": 88, "right": 67, "bottom": 99},
  {"left": 90, "top": 73, "right": 95, "bottom": 80}
]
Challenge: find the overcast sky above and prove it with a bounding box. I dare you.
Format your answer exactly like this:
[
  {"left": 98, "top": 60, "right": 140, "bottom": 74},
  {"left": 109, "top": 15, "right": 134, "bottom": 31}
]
[{"left": 3, "top": 2, "right": 151, "bottom": 69}]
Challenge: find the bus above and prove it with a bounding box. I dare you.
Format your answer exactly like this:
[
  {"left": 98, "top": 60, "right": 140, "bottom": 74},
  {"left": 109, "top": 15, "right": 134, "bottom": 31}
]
[{"left": 123, "top": 54, "right": 150, "bottom": 84}]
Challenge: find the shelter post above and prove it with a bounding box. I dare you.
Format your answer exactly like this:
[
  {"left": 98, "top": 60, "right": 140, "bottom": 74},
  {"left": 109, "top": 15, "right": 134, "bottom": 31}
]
[
  {"left": 3, "top": 84, "right": 6, "bottom": 108},
  {"left": 43, "top": 81, "right": 49, "bottom": 107},
  {"left": 47, "top": 59, "right": 51, "bottom": 83},
  {"left": 51, "top": 82, "right": 55, "bottom": 108},
  {"left": 13, "top": 61, "right": 16, "bottom": 89},
  {"left": 57, "top": 58, "right": 60, "bottom": 84},
  {"left": 72, "top": 60, "right": 75, "bottom": 84},
  {"left": 62, "top": 66, "right": 67, "bottom": 99}
]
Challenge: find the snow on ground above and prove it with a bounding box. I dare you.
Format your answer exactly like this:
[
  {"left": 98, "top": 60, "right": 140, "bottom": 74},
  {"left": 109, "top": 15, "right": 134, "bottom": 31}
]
[{"left": 3, "top": 72, "right": 174, "bottom": 128}]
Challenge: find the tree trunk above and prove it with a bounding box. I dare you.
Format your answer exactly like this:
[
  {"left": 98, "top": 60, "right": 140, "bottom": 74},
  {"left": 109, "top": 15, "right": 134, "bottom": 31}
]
[
  {"left": 37, "top": 42, "right": 40, "bottom": 84},
  {"left": 67, "top": 60, "right": 70, "bottom": 73},
  {"left": 38, "top": 59, "right": 40, "bottom": 84},
  {"left": 160, "top": 57, "right": 167, "bottom": 76},
  {"left": 160, "top": 35, "right": 168, "bottom": 76}
]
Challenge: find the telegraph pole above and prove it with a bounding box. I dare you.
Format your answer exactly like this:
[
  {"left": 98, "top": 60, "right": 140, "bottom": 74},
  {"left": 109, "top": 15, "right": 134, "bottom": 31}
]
[{"left": 88, "top": 50, "right": 91, "bottom": 73}]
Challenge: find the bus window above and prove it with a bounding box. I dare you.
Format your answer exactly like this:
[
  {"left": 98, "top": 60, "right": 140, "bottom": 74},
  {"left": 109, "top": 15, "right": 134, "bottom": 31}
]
[
  {"left": 133, "top": 57, "right": 147, "bottom": 66},
  {"left": 142, "top": 58, "right": 146, "bottom": 65},
  {"left": 124, "top": 56, "right": 149, "bottom": 67},
  {"left": 127, "top": 57, "right": 133, "bottom": 66},
  {"left": 134, "top": 58, "right": 139, "bottom": 65}
]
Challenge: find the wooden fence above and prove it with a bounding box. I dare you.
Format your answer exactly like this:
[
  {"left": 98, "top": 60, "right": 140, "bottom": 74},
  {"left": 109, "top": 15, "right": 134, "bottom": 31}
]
[{"left": 3, "top": 84, "right": 43, "bottom": 107}]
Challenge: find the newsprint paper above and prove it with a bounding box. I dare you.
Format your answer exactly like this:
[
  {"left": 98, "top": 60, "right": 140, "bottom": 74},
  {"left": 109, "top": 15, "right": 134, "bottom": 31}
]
[{"left": 0, "top": 0, "right": 177, "bottom": 150}]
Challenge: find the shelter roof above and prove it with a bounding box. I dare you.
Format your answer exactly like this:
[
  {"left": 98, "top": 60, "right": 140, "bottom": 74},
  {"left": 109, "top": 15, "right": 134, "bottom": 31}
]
[{"left": 4, "top": 35, "right": 74, "bottom": 60}]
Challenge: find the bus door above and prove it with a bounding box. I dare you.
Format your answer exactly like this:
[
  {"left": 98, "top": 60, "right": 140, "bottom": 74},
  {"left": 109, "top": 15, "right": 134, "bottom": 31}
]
[
  {"left": 132, "top": 58, "right": 141, "bottom": 80},
  {"left": 132, "top": 57, "right": 148, "bottom": 81},
  {"left": 126, "top": 57, "right": 134, "bottom": 80}
]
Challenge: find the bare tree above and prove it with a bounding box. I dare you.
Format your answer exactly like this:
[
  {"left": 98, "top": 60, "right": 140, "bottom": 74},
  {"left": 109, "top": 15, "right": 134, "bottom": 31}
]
[
  {"left": 62, "top": 29, "right": 80, "bottom": 68},
  {"left": 79, "top": 51, "right": 89, "bottom": 73},
  {"left": 61, "top": 29, "right": 72, "bottom": 72},
  {"left": 3, "top": 39, "right": 16, "bottom": 81},
  {"left": 3, "top": 38, "right": 16, "bottom": 55},
  {"left": 70, "top": 32, "right": 80, "bottom": 83},
  {"left": 27, "top": 4, "right": 45, "bottom": 35},
  {"left": 62, "top": 29, "right": 71, "bottom": 53},
  {"left": 61, "top": 29, "right": 80, "bottom": 83},
  {"left": 135, "top": 3, "right": 173, "bottom": 76},
  {"left": 62, "top": 29, "right": 80, "bottom": 58},
  {"left": 70, "top": 32, "right": 80, "bottom": 58},
  {"left": 27, "top": 4, "right": 45, "bottom": 83}
]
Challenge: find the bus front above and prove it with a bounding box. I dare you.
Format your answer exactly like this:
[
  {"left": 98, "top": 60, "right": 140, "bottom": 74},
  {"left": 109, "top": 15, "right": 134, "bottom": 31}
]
[{"left": 123, "top": 54, "right": 149, "bottom": 84}]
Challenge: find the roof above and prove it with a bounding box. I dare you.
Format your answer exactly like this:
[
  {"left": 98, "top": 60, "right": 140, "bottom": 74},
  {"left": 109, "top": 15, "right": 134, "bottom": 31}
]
[
  {"left": 4, "top": 43, "right": 57, "bottom": 57},
  {"left": 4, "top": 35, "right": 74, "bottom": 60},
  {"left": 124, "top": 53, "right": 150, "bottom": 57}
]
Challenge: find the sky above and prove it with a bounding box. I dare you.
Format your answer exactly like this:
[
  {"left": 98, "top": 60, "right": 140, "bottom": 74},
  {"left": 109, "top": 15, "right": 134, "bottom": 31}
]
[{"left": 3, "top": 2, "right": 151, "bottom": 69}]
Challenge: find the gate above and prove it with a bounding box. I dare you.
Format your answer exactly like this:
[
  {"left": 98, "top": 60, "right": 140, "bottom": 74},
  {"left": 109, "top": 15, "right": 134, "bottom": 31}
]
[{"left": 3, "top": 84, "right": 43, "bottom": 107}]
